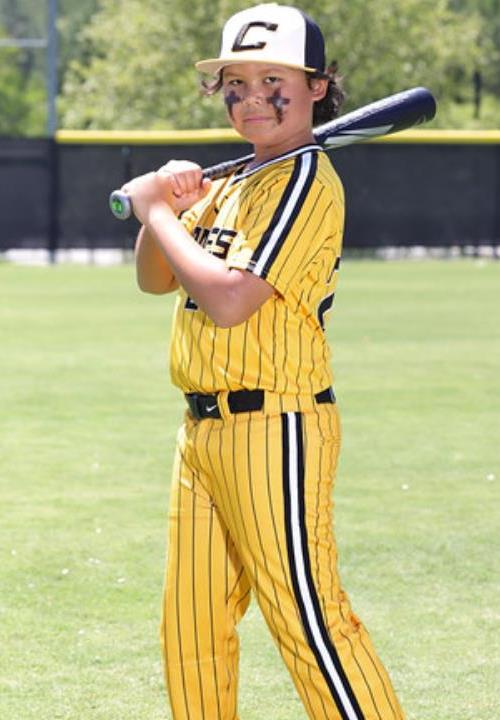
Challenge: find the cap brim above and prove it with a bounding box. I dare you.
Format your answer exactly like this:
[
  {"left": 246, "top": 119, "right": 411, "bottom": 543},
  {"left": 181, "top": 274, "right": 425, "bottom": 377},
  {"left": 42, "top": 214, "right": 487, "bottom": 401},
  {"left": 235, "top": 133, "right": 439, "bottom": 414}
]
[{"left": 195, "top": 57, "right": 318, "bottom": 75}]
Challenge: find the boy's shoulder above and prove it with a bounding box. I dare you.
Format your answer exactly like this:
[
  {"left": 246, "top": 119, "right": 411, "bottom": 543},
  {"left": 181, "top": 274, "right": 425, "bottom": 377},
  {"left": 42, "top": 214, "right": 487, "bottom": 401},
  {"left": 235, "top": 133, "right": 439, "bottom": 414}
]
[{"left": 238, "top": 147, "right": 343, "bottom": 200}]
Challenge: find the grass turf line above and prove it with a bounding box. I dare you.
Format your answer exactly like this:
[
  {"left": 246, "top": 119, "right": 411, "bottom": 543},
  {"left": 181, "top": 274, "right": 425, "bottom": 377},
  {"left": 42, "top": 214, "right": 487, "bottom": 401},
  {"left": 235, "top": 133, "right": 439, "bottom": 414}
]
[{"left": 0, "top": 261, "right": 498, "bottom": 720}]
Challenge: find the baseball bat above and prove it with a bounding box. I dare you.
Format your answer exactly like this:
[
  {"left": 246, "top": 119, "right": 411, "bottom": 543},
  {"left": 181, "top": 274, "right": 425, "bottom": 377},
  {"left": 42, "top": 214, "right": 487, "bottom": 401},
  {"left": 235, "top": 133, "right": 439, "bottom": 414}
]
[{"left": 109, "top": 86, "right": 436, "bottom": 220}]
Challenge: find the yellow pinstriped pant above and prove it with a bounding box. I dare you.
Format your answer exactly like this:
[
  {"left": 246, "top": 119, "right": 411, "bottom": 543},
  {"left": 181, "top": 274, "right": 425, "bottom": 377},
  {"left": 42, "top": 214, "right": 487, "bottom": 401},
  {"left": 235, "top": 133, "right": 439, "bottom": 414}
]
[{"left": 160, "top": 403, "right": 405, "bottom": 720}]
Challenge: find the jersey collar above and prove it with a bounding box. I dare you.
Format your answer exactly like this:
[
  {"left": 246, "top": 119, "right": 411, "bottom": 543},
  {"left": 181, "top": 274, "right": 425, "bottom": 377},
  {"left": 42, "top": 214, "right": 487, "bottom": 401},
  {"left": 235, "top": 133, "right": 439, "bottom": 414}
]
[{"left": 229, "top": 144, "right": 323, "bottom": 184}]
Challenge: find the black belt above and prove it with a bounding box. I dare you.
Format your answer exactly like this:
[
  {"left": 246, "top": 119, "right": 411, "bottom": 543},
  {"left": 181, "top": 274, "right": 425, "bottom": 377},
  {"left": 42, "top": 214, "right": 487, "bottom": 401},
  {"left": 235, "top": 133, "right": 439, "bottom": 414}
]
[{"left": 185, "top": 387, "right": 336, "bottom": 420}]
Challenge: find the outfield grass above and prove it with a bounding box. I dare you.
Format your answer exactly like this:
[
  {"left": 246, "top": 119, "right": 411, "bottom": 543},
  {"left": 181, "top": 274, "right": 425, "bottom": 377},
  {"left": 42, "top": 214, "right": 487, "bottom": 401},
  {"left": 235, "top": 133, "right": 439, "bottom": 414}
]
[{"left": 0, "top": 260, "right": 498, "bottom": 720}]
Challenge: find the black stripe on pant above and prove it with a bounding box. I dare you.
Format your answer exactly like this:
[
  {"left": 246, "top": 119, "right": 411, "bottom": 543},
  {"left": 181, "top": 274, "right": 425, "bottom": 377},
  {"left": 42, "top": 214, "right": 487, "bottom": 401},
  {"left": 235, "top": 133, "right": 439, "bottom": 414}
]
[{"left": 281, "top": 411, "right": 366, "bottom": 720}]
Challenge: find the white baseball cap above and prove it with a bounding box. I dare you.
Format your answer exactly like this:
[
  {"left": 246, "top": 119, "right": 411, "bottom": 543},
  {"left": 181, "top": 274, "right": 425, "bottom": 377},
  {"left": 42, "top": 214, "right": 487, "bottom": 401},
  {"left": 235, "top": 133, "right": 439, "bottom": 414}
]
[{"left": 195, "top": 3, "right": 326, "bottom": 76}]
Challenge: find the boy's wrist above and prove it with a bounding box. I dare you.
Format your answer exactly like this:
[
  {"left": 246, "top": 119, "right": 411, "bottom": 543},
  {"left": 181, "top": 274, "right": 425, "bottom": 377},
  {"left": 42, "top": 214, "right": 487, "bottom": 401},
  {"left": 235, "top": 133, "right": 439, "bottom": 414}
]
[{"left": 146, "top": 202, "right": 177, "bottom": 231}]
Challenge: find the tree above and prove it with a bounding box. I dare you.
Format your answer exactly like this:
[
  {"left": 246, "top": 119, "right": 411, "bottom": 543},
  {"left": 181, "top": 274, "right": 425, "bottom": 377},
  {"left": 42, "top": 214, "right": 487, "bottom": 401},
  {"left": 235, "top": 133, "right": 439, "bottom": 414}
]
[
  {"left": 0, "top": 39, "right": 32, "bottom": 135},
  {"left": 59, "top": 0, "right": 229, "bottom": 129},
  {"left": 0, "top": 0, "right": 98, "bottom": 135},
  {"left": 0, "top": 2, "right": 45, "bottom": 134},
  {"left": 59, "top": 0, "right": 488, "bottom": 130},
  {"left": 449, "top": 0, "right": 500, "bottom": 94},
  {"left": 302, "top": 0, "right": 484, "bottom": 114},
  {"left": 0, "top": 0, "right": 496, "bottom": 133}
]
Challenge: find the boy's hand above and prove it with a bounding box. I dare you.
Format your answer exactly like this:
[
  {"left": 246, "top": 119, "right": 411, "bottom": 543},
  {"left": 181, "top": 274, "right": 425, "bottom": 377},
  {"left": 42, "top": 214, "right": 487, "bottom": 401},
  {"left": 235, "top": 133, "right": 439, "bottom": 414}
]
[{"left": 121, "top": 161, "right": 212, "bottom": 224}]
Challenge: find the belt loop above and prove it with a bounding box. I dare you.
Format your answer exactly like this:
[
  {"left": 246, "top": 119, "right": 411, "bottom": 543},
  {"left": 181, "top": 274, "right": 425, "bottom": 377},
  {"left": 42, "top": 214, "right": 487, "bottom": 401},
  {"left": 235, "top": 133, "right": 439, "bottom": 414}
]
[
  {"left": 216, "top": 391, "right": 232, "bottom": 421},
  {"left": 263, "top": 392, "right": 283, "bottom": 416}
]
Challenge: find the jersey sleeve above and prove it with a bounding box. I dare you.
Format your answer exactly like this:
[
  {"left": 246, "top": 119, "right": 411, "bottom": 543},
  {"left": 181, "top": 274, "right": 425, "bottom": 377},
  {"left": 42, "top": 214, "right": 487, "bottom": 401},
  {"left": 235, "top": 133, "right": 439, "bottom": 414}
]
[{"left": 225, "top": 152, "right": 344, "bottom": 296}]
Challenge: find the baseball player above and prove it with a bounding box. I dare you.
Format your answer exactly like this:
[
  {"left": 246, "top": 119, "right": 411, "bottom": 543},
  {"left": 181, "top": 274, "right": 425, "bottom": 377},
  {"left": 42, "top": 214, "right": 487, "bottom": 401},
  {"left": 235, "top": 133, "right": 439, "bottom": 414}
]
[{"left": 122, "top": 4, "right": 405, "bottom": 719}]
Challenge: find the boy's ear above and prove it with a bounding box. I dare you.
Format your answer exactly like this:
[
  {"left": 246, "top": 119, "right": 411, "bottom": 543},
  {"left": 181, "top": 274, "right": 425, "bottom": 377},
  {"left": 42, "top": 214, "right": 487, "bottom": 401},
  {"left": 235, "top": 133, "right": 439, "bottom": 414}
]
[{"left": 310, "top": 78, "right": 328, "bottom": 102}]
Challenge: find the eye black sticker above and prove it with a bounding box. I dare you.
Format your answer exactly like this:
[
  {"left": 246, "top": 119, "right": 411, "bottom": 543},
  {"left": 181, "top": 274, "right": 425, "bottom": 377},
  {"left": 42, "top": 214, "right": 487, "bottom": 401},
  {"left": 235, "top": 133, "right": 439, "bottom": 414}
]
[
  {"left": 224, "top": 90, "right": 243, "bottom": 118},
  {"left": 266, "top": 89, "right": 290, "bottom": 123}
]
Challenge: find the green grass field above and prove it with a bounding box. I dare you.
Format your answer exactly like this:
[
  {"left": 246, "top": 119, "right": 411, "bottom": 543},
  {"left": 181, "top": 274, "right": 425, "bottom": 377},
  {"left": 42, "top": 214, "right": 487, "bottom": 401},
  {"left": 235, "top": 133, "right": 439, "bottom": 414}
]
[{"left": 1, "top": 260, "right": 498, "bottom": 720}]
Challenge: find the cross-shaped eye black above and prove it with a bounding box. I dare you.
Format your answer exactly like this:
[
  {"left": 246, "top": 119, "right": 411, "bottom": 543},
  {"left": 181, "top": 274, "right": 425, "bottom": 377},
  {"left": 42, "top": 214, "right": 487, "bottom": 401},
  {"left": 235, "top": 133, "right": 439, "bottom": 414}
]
[
  {"left": 232, "top": 21, "right": 279, "bottom": 52},
  {"left": 224, "top": 90, "right": 242, "bottom": 118},
  {"left": 266, "top": 90, "right": 290, "bottom": 123}
]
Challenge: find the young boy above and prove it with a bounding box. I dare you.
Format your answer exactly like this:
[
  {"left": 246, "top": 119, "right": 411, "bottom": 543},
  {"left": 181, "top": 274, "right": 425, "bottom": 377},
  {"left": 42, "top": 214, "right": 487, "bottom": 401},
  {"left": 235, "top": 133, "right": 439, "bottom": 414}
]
[{"left": 121, "top": 4, "right": 405, "bottom": 719}]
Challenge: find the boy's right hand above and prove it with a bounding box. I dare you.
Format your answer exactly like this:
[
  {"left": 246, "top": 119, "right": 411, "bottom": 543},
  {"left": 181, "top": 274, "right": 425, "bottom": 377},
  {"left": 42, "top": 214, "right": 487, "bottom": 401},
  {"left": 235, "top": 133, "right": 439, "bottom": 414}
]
[
  {"left": 120, "top": 160, "right": 212, "bottom": 226},
  {"left": 158, "top": 160, "right": 212, "bottom": 214}
]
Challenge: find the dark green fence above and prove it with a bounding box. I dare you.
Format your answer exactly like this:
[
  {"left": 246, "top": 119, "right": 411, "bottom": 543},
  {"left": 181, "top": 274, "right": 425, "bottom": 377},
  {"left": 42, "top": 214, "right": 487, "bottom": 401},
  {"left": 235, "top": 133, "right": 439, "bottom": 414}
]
[{"left": 1, "top": 130, "right": 499, "bottom": 255}]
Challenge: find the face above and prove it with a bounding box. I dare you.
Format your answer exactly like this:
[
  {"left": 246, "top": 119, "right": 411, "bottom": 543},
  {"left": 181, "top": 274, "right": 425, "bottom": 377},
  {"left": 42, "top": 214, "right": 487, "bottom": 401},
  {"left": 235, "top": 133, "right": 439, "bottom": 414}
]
[{"left": 221, "top": 63, "right": 327, "bottom": 155}]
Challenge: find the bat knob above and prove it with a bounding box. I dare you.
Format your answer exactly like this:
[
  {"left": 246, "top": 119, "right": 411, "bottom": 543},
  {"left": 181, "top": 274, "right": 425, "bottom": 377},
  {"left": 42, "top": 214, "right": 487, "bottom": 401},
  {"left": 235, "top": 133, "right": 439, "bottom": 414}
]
[{"left": 109, "top": 190, "right": 132, "bottom": 220}]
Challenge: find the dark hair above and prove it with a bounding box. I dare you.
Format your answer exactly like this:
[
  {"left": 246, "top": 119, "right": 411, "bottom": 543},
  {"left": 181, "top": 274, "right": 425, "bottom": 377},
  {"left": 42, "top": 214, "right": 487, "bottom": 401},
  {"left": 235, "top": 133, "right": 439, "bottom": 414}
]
[
  {"left": 200, "top": 61, "right": 345, "bottom": 125},
  {"left": 309, "top": 61, "right": 345, "bottom": 124}
]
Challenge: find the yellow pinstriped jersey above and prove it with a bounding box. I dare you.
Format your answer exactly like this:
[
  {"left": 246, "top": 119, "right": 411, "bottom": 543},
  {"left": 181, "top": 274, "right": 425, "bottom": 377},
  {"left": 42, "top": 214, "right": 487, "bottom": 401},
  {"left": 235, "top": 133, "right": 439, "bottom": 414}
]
[{"left": 170, "top": 145, "right": 344, "bottom": 395}]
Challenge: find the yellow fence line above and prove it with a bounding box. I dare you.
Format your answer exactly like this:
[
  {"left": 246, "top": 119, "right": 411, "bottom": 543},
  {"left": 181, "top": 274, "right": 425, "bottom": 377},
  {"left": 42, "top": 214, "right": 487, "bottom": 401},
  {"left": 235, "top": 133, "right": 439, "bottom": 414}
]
[
  {"left": 377, "top": 129, "right": 500, "bottom": 144},
  {"left": 56, "top": 128, "right": 244, "bottom": 144},
  {"left": 56, "top": 128, "right": 500, "bottom": 145}
]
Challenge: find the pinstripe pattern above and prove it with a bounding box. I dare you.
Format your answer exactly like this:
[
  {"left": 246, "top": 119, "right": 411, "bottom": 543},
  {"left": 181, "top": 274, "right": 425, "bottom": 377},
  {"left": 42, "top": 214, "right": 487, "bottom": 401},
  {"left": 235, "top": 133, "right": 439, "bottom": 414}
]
[
  {"left": 161, "top": 131, "right": 404, "bottom": 720},
  {"left": 171, "top": 150, "right": 344, "bottom": 395},
  {"left": 161, "top": 410, "right": 405, "bottom": 720},
  {"left": 260, "top": 413, "right": 321, "bottom": 718},
  {"left": 251, "top": 152, "right": 317, "bottom": 278}
]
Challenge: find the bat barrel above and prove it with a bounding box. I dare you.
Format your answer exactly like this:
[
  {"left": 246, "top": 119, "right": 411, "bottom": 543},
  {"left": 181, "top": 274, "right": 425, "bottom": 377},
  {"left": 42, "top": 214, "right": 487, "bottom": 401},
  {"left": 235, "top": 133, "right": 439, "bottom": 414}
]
[
  {"left": 386, "top": 86, "right": 437, "bottom": 131},
  {"left": 316, "top": 86, "right": 436, "bottom": 147}
]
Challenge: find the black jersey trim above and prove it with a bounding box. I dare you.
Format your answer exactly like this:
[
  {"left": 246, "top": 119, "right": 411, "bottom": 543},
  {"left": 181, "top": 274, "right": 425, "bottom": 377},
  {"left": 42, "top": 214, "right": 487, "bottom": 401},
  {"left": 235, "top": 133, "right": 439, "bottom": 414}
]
[
  {"left": 281, "top": 412, "right": 366, "bottom": 720},
  {"left": 251, "top": 151, "right": 318, "bottom": 280},
  {"left": 229, "top": 144, "right": 322, "bottom": 183}
]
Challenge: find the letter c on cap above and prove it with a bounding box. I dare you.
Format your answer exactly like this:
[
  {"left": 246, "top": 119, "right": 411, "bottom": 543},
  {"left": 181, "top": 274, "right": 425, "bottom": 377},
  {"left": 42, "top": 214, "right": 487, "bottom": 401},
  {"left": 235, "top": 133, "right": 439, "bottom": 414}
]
[{"left": 232, "top": 21, "right": 278, "bottom": 52}]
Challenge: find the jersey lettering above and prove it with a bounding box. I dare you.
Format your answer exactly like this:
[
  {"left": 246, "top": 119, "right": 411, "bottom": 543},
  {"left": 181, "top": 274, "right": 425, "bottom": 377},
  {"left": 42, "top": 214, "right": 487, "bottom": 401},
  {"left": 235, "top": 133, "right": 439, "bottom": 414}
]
[
  {"left": 172, "top": 150, "right": 345, "bottom": 393},
  {"left": 232, "top": 21, "right": 278, "bottom": 52},
  {"left": 318, "top": 257, "right": 340, "bottom": 329},
  {"left": 184, "top": 226, "right": 238, "bottom": 311},
  {"left": 207, "top": 227, "right": 237, "bottom": 259},
  {"left": 317, "top": 292, "right": 335, "bottom": 330},
  {"left": 193, "top": 225, "right": 211, "bottom": 247},
  {"left": 185, "top": 296, "right": 199, "bottom": 311}
]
